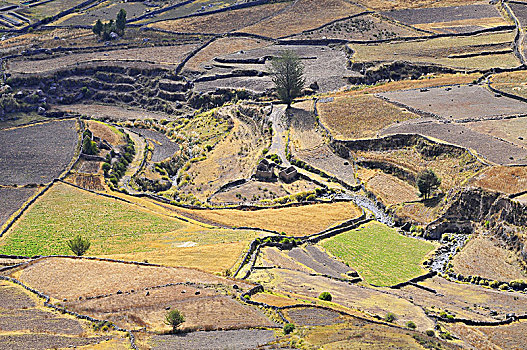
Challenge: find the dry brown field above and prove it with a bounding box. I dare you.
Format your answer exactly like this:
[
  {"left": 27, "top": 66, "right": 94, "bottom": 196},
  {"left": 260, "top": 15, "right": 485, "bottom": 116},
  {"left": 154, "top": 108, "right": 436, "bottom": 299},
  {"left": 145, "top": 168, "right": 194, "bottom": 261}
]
[
  {"left": 452, "top": 235, "right": 527, "bottom": 281},
  {"left": 8, "top": 44, "right": 199, "bottom": 73},
  {"left": 171, "top": 201, "right": 362, "bottom": 236},
  {"left": 470, "top": 166, "right": 527, "bottom": 194},
  {"left": 356, "top": 0, "right": 481, "bottom": 11},
  {"left": 240, "top": 0, "right": 363, "bottom": 38},
  {"left": 86, "top": 120, "right": 125, "bottom": 147},
  {"left": 0, "top": 187, "right": 38, "bottom": 228},
  {"left": 54, "top": 103, "right": 176, "bottom": 122},
  {"left": 317, "top": 94, "right": 419, "bottom": 139},
  {"left": 363, "top": 171, "right": 420, "bottom": 206},
  {"left": 349, "top": 31, "right": 519, "bottom": 70},
  {"left": 149, "top": 2, "right": 289, "bottom": 34},
  {"left": 13, "top": 257, "right": 253, "bottom": 300},
  {"left": 465, "top": 117, "right": 527, "bottom": 151},
  {"left": 394, "top": 201, "right": 444, "bottom": 224}
]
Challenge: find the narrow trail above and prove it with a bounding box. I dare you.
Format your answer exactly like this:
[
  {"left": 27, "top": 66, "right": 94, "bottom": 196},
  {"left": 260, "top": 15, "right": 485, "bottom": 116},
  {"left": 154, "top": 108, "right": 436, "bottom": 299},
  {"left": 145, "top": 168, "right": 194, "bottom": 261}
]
[{"left": 267, "top": 104, "right": 291, "bottom": 166}]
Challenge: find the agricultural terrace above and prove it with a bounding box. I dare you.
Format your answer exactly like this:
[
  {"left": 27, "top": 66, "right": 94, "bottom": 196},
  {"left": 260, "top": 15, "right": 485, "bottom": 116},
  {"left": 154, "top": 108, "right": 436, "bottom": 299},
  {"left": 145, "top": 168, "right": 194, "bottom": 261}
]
[
  {"left": 137, "top": 0, "right": 239, "bottom": 24},
  {"left": 0, "top": 183, "right": 262, "bottom": 273},
  {"left": 490, "top": 70, "right": 527, "bottom": 99},
  {"left": 289, "top": 13, "right": 424, "bottom": 41},
  {"left": 354, "top": 0, "right": 483, "bottom": 11},
  {"left": 317, "top": 94, "right": 419, "bottom": 139},
  {"left": 465, "top": 115, "right": 527, "bottom": 151},
  {"left": 0, "top": 120, "right": 78, "bottom": 186},
  {"left": 452, "top": 235, "right": 527, "bottom": 282},
  {"left": 359, "top": 170, "right": 420, "bottom": 207},
  {"left": 0, "top": 187, "right": 37, "bottom": 228},
  {"left": 148, "top": 2, "right": 290, "bottom": 34},
  {"left": 171, "top": 201, "right": 362, "bottom": 236},
  {"left": 239, "top": 0, "right": 363, "bottom": 38},
  {"left": 349, "top": 31, "right": 519, "bottom": 70},
  {"left": 0, "top": 280, "right": 120, "bottom": 350},
  {"left": 320, "top": 221, "right": 435, "bottom": 286},
  {"left": 87, "top": 120, "right": 126, "bottom": 147},
  {"left": 8, "top": 44, "right": 199, "bottom": 73},
  {"left": 381, "top": 4, "right": 509, "bottom": 33},
  {"left": 378, "top": 85, "right": 527, "bottom": 120},
  {"left": 470, "top": 166, "right": 527, "bottom": 195},
  {"left": 55, "top": 1, "right": 153, "bottom": 26}
]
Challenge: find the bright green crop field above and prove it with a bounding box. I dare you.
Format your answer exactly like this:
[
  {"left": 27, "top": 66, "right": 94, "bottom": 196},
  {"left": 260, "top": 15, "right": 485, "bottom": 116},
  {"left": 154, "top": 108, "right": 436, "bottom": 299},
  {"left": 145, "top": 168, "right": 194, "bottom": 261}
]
[{"left": 321, "top": 221, "right": 435, "bottom": 286}]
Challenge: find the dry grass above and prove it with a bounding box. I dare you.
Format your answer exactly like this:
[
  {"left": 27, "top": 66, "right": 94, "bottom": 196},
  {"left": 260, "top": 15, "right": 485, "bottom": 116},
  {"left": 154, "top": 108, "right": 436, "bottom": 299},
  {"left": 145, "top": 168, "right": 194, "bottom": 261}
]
[
  {"left": 349, "top": 31, "right": 519, "bottom": 70},
  {"left": 415, "top": 17, "right": 510, "bottom": 33},
  {"left": 355, "top": 0, "right": 481, "bottom": 11},
  {"left": 240, "top": 0, "right": 363, "bottom": 38},
  {"left": 149, "top": 2, "right": 289, "bottom": 34},
  {"left": 452, "top": 235, "right": 527, "bottom": 281},
  {"left": 250, "top": 291, "right": 302, "bottom": 307},
  {"left": 184, "top": 37, "right": 270, "bottom": 71},
  {"left": 317, "top": 94, "right": 419, "bottom": 139},
  {"left": 14, "top": 257, "right": 252, "bottom": 300},
  {"left": 172, "top": 201, "right": 362, "bottom": 236},
  {"left": 475, "top": 320, "right": 527, "bottom": 350},
  {"left": 357, "top": 73, "right": 480, "bottom": 93},
  {"left": 465, "top": 117, "right": 527, "bottom": 151},
  {"left": 470, "top": 166, "right": 527, "bottom": 195},
  {"left": 363, "top": 171, "right": 420, "bottom": 206},
  {"left": 395, "top": 201, "right": 443, "bottom": 224},
  {"left": 86, "top": 120, "right": 125, "bottom": 147}
]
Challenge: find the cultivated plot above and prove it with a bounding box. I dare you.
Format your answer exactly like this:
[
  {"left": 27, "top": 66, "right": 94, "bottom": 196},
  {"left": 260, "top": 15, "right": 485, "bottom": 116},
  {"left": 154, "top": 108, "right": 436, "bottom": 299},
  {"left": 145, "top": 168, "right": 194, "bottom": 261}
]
[
  {"left": 0, "top": 187, "right": 37, "bottom": 228},
  {"left": 378, "top": 84, "right": 527, "bottom": 120},
  {"left": 0, "top": 120, "right": 78, "bottom": 186}
]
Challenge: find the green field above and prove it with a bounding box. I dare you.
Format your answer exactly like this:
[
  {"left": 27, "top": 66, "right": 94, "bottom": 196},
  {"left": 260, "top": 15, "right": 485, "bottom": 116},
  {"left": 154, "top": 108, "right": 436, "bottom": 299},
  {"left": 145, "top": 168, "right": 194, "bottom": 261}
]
[
  {"left": 321, "top": 221, "right": 435, "bottom": 286},
  {"left": 0, "top": 182, "right": 259, "bottom": 260}
]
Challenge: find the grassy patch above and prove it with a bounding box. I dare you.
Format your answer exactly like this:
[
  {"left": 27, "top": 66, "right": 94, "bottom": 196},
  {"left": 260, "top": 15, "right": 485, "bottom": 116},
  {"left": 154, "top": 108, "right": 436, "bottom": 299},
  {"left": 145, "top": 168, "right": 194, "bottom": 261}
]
[
  {"left": 0, "top": 183, "right": 260, "bottom": 272},
  {"left": 320, "top": 221, "right": 435, "bottom": 286}
]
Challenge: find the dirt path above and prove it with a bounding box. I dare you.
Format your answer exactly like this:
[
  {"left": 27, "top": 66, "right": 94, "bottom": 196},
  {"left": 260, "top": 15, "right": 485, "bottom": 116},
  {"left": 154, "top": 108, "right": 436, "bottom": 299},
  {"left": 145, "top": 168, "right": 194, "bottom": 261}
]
[
  {"left": 120, "top": 129, "right": 146, "bottom": 193},
  {"left": 268, "top": 104, "right": 291, "bottom": 166}
]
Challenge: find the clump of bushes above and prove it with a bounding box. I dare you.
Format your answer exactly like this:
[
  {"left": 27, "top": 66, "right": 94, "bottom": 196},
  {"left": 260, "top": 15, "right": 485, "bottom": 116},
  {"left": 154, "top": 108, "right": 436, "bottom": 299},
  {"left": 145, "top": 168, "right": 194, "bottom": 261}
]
[
  {"left": 283, "top": 323, "right": 295, "bottom": 334},
  {"left": 318, "top": 291, "right": 332, "bottom": 301},
  {"left": 384, "top": 312, "right": 397, "bottom": 323},
  {"left": 406, "top": 321, "right": 417, "bottom": 329}
]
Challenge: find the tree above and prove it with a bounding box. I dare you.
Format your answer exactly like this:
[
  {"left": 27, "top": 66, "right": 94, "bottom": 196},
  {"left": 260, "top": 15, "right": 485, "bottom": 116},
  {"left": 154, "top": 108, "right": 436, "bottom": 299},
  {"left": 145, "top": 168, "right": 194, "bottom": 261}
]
[
  {"left": 164, "top": 308, "right": 185, "bottom": 333},
  {"left": 270, "top": 50, "right": 305, "bottom": 107},
  {"left": 116, "top": 9, "right": 126, "bottom": 35},
  {"left": 82, "top": 136, "right": 99, "bottom": 155},
  {"left": 92, "top": 19, "right": 103, "bottom": 36},
  {"left": 283, "top": 323, "right": 295, "bottom": 334},
  {"left": 67, "top": 235, "right": 91, "bottom": 256},
  {"left": 416, "top": 169, "right": 441, "bottom": 199}
]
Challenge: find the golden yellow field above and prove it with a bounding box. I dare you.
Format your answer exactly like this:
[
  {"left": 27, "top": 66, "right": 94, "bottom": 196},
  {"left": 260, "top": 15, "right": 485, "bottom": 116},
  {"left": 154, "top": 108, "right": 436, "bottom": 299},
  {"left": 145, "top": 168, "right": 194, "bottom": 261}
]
[{"left": 317, "top": 94, "right": 419, "bottom": 139}]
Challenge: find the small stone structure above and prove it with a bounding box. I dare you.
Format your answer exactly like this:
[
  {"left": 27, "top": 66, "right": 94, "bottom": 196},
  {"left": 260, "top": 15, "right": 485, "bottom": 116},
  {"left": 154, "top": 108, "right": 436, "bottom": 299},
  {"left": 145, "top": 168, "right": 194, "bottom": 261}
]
[
  {"left": 255, "top": 158, "right": 275, "bottom": 180},
  {"left": 279, "top": 166, "right": 298, "bottom": 182}
]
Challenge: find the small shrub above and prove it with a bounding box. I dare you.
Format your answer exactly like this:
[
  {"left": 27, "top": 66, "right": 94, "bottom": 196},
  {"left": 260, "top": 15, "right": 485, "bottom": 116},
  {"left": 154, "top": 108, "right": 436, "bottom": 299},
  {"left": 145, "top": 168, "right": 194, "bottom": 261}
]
[
  {"left": 384, "top": 312, "right": 397, "bottom": 323},
  {"left": 283, "top": 323, "right": 295, "bottom": 334},
  {"left": 426, "top": 329, "right": 435, "bottom": 337},
  {"left": 67, "top": 235, "right": 91, "bottom": 256},
  {"left": 406, "top": 321, "right": 417, "bottom": 329},
  {"left": 318, "top": 292, "right": 332, "bottom": 301}
]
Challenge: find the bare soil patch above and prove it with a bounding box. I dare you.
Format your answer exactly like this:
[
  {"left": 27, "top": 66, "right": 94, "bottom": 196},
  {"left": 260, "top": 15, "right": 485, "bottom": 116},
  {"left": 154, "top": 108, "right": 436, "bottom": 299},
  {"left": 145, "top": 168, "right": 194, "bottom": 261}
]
[
  {"left": 15, "top": 257, "right": 252, "bottom": 300},
  {"left": 287, "top": 245, "right": 357, "bottom": 280},
  {"left": 452, "top": 234, "right": 527, "bottom": 281},
  {"left": 150, "top": 329, "right": 275, "bottom": 350},
  {"left": 73, "top": 174, "right": 105, "bottom": 191},
  {"left": 465, "top": 117, "right": 527, "bottom": 151},
  {"left": 284, "top": 307, "right": 349, "bottom": 326},
  {"left": 128, "top": 127, "right": 179, "bottom": 162},
  {"left": 317, "top": 94, "right": 419, "bottom": 140},
  {"left": 0, "top": 119, "right": 78, "bottom": 186},
  {"left": 0, "top": 334, "right": 106, "bottom": 350},
  {"left": 381, "top": 120, "right": 527, "bottom": 165},
  {"left": 355, "top": 0, "right": 482, "bottom": 11},
  {"left": 55, "top": 103, "right": 177, "bottom": 122},
  {"left": 378, "top": 85, "right": 527, "bottom": 121},
  {"left": 209, "top": 181, "right": 289, "bottom": 205},
  {"left": 0, "top": 187, "right": 37, "bottom": 227}
]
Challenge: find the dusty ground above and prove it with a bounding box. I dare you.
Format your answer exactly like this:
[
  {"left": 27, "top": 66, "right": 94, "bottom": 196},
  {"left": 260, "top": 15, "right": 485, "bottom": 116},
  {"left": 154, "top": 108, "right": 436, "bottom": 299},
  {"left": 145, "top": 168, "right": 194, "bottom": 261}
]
[
  {"left": 470, "top": 166, "right": 527, "bottom": 195},
  {"left": 0, "top": 187, "right": 37, "bottom": 227}
]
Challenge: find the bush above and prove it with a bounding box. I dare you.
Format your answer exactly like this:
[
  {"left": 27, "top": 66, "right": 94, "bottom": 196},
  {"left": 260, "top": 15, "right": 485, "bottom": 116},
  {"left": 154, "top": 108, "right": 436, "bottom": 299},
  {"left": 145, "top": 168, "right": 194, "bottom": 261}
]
[
  {"left": 384, "top": 312, "right": 397, "bottom": 323},
  {"left": 283, "top": 323, "right": 295, "bottom": 334},
  {"left": 426, "top": 329, "right": 435, "bottom": 337},
  {"left": 67, "top": 235, "right": 91, "bottom": 256},
  {"left": 406, "top": 321, "right": 417, "bottom": 329},
  {"left": 164, "top": 308, "right": 185, "bottom": 333},
  {"left": 82, "top": 136, "right": 99, "bottom": 155},
  {"left": 318, "top": 292, "right": 332, "bottom": 301}
]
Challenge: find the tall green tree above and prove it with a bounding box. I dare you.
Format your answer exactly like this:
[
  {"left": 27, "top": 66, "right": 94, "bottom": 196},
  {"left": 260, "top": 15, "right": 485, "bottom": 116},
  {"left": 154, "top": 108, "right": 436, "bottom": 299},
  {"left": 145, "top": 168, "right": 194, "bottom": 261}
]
[
  {"left": 164, "top": 308, "right": 185, "bottom": 333},
  {"left": 92, "top": 19, "right": 103, "bottom": 36},
  {"left": 270, "top": 50, "right": 305, "bottom": 107},
  {"left": 116, "top": 9, "right": 126, "bottom": 35},
  {"left": 416, "top": 169, "right": 441, "bottom": 199}
]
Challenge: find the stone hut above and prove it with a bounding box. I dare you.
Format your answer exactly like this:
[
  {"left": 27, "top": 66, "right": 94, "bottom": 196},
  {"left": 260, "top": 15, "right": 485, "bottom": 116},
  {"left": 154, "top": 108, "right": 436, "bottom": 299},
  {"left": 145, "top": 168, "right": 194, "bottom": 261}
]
[
  {"left": 279, "top": 166, "right": 297, "bottom": 182},
  {"left": 255, "top": 158, "right": 275, "bottom": 180}
]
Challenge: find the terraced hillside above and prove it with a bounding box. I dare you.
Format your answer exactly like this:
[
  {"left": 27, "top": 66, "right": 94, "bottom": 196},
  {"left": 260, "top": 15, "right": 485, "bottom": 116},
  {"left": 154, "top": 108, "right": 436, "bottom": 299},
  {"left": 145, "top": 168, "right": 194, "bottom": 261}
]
[{"left": 1, "top": 0, "right": 527, "bottom": 349}]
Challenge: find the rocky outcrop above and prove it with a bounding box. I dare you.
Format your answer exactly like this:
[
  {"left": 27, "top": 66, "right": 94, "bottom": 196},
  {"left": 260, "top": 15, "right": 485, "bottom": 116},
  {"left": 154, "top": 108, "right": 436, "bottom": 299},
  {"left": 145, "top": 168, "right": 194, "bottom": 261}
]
[{"left": 427, "top": 187, "right": 527, "bottom": 261}]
